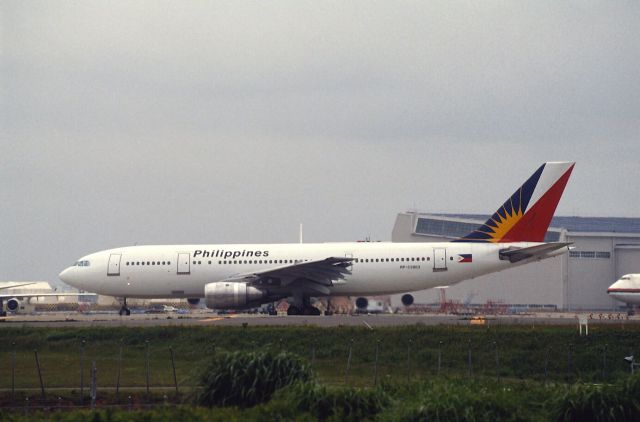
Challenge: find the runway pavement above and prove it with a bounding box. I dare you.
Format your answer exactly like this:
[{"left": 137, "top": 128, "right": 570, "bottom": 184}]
[{"left": 0, "top": 311, "right": 637, "bottom": 328}]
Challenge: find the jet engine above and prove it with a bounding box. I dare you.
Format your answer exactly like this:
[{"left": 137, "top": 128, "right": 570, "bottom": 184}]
[
  {"left": 204, "top": 282, "right": 266, "bottom": 309},
  {"left": 187, "top": 298, "right": 200, "bottom": 306},
  {"left": 355, "top": 297, "right": 368, "bottom": 310},
  {"left": 401, "top": 294, "right": 414, "bottom": 306},
  {"left": 6, "top": 298, "right": 21, "bottom": 312}
]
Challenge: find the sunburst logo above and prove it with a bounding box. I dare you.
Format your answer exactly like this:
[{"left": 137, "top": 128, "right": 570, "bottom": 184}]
[{"left": 473, "top": 194, "right": 525, "bottom": 242}]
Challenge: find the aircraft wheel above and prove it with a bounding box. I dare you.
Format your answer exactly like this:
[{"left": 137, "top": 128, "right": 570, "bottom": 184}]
[{"left": 287, "top": 306, "right": 300, "bottom": 316}]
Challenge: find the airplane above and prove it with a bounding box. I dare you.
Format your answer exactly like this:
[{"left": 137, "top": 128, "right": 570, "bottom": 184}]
[
  {"left": 607, "top": 274, "right": 640, "bottom": 315},
  {"left": 59, "top": 161, "right": 575, "bottom": 316},
  {"left": 0, "top": 282, "right": 96, "bottom": 316}
]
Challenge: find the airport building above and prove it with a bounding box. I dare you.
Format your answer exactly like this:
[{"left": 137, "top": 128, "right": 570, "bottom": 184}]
[{"left": 391, "top": 212, "right": 640, "bottom": 311}]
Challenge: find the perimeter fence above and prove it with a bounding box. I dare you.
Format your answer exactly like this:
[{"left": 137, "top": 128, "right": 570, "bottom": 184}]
[{"left": 1, "top": 324, "right": 639, "bottom": 412}]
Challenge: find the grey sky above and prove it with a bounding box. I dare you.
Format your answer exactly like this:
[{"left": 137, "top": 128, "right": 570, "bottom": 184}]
[{"left": 1, "top": 1, "right": 639, "bottom": 284}]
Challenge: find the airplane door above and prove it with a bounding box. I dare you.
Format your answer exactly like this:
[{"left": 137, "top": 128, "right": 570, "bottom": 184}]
[
  {"left": 107, "top": 254, "right": 122, "bottom": 276},
  {"left": 177, "top": 253, "right": 190, "bottom": 275},
  {"left": 433, "top": 248, "right": 447, "bottom": 272}
]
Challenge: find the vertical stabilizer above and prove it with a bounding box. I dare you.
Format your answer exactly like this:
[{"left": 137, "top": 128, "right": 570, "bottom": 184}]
[{"left": 458, "top": 162, "right": 575, "bottom": 243}]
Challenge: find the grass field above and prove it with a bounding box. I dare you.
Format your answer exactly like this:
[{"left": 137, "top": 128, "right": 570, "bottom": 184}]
[{"left": 1, "top": 324, "right": 639, "bottom": 420}]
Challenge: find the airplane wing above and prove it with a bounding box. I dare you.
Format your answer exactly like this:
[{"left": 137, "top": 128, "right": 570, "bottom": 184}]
[
  {"left": 0, "top": 282, "right": 37, "bottom": 291},
  {"left": 499, "top": 242, "right": 572, "bottom": 263},
  {"left": 220, "top": 257, "right": 354, "bottom": 296},
  {"left": 0, "top": 293, "right": 97, "bottom": 299}
]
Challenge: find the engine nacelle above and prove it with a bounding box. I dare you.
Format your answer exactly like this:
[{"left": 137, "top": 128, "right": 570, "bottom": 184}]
[
  {"left": 204, "top": 282, "right": 266, "bottom": 309},
  {"left": 401, "top": 294, "right": 414, "bottom": 306},
  {"left": 355, "top": 297, "right": 368, "bottom": 310},
  {"left": 6, "top": 298, "right": 21, "bottom": 312}
]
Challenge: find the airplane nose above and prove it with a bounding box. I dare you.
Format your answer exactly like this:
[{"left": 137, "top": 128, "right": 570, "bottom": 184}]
[{"left": 59, "top": 267, "right": 76, "bottom": 286}]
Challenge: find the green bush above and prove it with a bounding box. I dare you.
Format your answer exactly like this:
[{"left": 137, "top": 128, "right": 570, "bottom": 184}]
[
  {"left": 195, "top": 350, "right": 313, "bottom": 407},
  {"left": 278, "top": 382, "right": 390, "bottom": 421},
  {"left": 553, "top": 374, "right": 640, "bottom": 421},
  {"left": 378, "top": 379, "right": 556, "bottom": 422}
]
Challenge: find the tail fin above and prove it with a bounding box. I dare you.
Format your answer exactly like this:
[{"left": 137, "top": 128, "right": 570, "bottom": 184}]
[{"left": 458, "top": 162, "right": 575, "bottom": 243}]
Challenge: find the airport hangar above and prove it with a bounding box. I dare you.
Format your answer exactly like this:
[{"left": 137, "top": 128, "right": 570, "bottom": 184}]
[{"left": 390, "top": 212, "right": 640, "bottom": 311}]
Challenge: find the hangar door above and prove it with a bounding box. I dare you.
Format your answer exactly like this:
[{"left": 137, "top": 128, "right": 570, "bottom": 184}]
[{"left": 616, "top": 246, "right": 640, "bottom": 278}]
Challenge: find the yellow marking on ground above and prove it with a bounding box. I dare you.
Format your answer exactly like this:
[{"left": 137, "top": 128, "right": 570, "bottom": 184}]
[{"left": 198, "top": 315, "right": 236, "bottom": 323}]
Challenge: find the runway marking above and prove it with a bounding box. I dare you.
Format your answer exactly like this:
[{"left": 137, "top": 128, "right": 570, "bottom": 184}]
[
  {"left": 363, "top": 320, "right": 374, "bottom": 330},
  {"left": 198, "top": 315, "right": 236, "bottom": 323}
]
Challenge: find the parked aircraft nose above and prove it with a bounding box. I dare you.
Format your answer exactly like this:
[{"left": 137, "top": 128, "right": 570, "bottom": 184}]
[
  {"left": 59, "top": 267, "right": 78, "bottom": 287},
  {"left": 607, "top": 280, "right": 621, "bottom": 294}
]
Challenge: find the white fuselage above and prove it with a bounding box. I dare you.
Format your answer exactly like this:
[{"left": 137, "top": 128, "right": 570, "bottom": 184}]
[
  {"left": 59, "top": 241, "right": 561, "bottom": 299},
  {"left": 608, "top": 274, "right": 640, "bottom": 306}
]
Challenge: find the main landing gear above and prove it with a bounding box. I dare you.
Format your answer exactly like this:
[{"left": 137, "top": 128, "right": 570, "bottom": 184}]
[
  {"left": 119, "top": 298, "right": 131, "bottom": 316},
  {"left": 286, "top": 305, "right": 321, "bottom": 316},
  {"left": 286, "top": 293, "right": 321, "bottom": 316}
]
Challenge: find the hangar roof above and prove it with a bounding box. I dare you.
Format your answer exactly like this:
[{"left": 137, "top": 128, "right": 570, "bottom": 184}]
[{"left": 439, "top": 214, "right": 640, "bottom": 234}]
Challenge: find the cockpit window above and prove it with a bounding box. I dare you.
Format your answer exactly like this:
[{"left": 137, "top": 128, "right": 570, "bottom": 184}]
[
  {"left": 74, "top": 260, "right": 91, "bottom": 267},
  {"left": 622, "top": 276, "right": 631, "bottom": 280}
]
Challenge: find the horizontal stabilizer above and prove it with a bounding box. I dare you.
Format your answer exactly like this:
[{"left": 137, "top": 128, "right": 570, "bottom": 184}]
[{"left": 499, "top": 242, "right": 572, "bottom": 263}]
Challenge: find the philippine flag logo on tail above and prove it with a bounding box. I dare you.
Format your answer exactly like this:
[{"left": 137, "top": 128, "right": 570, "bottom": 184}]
[
  {"left": 457, "top": 161, "right": 575, "bottom": 243},
  {"left": 458, "top": 254, "right": 473, "bottom": 263}
]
